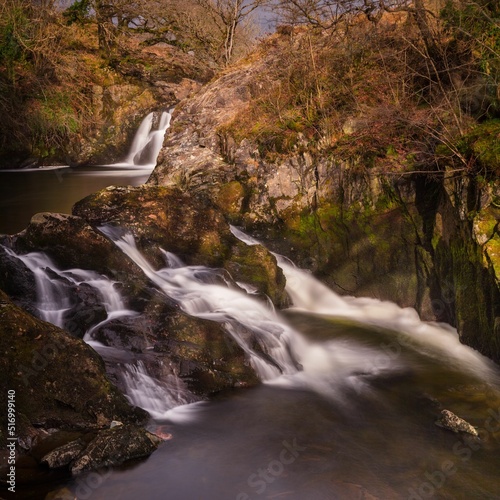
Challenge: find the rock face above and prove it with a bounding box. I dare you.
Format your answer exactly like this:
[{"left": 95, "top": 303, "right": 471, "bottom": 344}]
[{"left": 149, "top": 35, "right": 500, "bottom": 363}]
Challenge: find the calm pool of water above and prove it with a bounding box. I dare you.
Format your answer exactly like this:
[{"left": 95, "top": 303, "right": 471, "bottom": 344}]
[{"left": 0, "top": 166, "right": 151, "bottom": 235}]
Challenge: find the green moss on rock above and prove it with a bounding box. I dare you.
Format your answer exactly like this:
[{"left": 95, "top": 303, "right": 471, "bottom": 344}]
[
  {"left": 215, "top": 181, "right": 246, "bottom": 219},
  {"left": 0, "top": 290, "right": 147, "bottom": 450},
  {"left": 166, "top": 313, "right": 259, "bottom": 394}
]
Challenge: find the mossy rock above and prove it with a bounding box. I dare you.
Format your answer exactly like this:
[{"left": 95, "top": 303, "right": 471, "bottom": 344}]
[
  {"left": 166, "top": 313, "right": 260, "bottom": 395},
  {"left": 73, "top": 184, "right": 287, "bottom": 306},
  {"left": 224, "top": 242, "right": 288, "bottom": 307},
  {"left": 0, "top": 290, "right": 147, "bottom": 450},
  {"left": 73, "top": 185, "right": 230, "bottom": 267},
  {"left": 215, "top": 181, "right": 246, "bottom": 220},
  {"left": 462, "top": 120, "right": 500, "bottom": 174},
  {"left": 15, "top": 213, "right": 140, "bottom": 278}
]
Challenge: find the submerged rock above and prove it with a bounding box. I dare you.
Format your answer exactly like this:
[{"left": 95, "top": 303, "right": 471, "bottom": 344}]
[{"left": 435, "top": 409, "right": 479, "bottom": 437}]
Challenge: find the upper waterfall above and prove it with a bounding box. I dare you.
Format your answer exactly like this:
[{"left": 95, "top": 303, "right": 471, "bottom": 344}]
[{"left": 113, "top": 110, "right": 172, "bottom": 169}]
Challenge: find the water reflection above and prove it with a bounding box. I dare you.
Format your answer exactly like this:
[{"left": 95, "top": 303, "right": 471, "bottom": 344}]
[{"left": 0, "top": 166, "right": 152, "bottom": 234}]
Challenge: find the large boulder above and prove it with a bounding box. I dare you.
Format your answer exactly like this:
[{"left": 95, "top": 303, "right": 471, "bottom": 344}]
[
  {"left": 73, "top": 184, "right": 287, "bottom": 307},
  {"left": 0, "top": 290, "right": 147, "bottom": 451}
]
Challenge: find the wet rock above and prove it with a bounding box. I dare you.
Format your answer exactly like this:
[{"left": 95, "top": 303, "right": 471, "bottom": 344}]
[
  {"left": 15, "top": 213, "right": 141, "bottom": 278},
  {"left": 0, "top": 290, "right": 147, "bottom": 452},
  {"left": 435, "top": 409, "right": 479, "bottom": 436},
  {"left": 41, "top": 439, "right": 86, "bottom": 468},
  {"left": 70, "top": 425, "right": 162, "bottom": 475},
  {"left": 91, "top": 316, "right": 151, "bottom": 352},
  {"left": 73, "top": 185, "right": 287, "bottom": 306},
  {"left": 165, "top": 312, "right": 260, "bottom": 395},
  {"left": 0, "top": 243, "right": 37, "bottom": 312},
  {"left": 38, "top": 425, "right": 161, "bottom": 476},
  {"left": 63, "top": 283, "right": 108, "bottom": 339}
]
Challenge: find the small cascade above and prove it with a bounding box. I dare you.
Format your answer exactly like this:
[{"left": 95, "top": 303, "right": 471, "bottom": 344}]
[
  {"left": 99, "top": 226, "right": 305, "bottom": 381},
  {"left": 7, "top": 250, "right": 72, "bottom": 327},
  {"left": 120, "top": 110, "right": 172, "bottom": 168},
  {"left": 7, "top": 223, "right": 498, "bottom": 421},
  {"left": 119, "top": 360, "right": 196, "bottom": 418},
  {"left": 229, "top": 226, "right": 497, "bottom": 382},
  {"left": 5, "top": 246, "right": 192, "bottom": 415},
  {"left": 4, "top": 247, "right": 135, "bottom": 334}
]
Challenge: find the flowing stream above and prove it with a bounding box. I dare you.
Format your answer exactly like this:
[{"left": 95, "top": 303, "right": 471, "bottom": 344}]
[
  {"left": 2, "top": 107, "right": 500, "bottom": 497},
  {"left": 7, "top": 223, "right": 500, "bottom": 499},
  {"left": 122, "top": 111, "right": 172, "bottom": 168}
]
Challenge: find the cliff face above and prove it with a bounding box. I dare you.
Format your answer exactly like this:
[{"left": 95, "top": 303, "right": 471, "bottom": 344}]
[
  {"left": 150, "top": 33, "right": 500, "bottom": 363},
  {"left": 69, "top": 33, "right": 208, "bottom": 166}
]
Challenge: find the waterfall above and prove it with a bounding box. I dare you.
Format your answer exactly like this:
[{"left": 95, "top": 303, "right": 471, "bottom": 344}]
[
  {"left": 229, "top": 226, "right": 497, "bottom": 382},
  {"left": 4, "top": 245, "right": 194, "bottom": 415},
  {"left": 114, "top": 110, "right": 172, "bottom": 169},
  {"left": 119, "top": 360, "right": 195, "bottom": 418},
  {"left": 99, "top": 226, "right": 305, "bottom": 381},
  {"left": 6, "top": 224, "right": 497, "bottom": 419},
  {"left": 4, "top": 248, "right": 135, "bottom": 331}
]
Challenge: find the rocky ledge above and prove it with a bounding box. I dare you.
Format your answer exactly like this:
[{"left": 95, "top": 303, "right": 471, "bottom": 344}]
[
  {"left": 0, "top": 290, "right": 160, "bottom": 483},
  {"left": 0, "top": 185, "right": 292, "bottom": 482}
]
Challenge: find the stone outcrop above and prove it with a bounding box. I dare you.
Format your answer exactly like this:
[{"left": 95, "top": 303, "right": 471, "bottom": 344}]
[
  {"left": 0, "top": 290, "right": 147, "bottom": 452},
  {"left": 72, "top": 184, "right": 287, "bottom": 306},
  {"left": 436, "top": 409, "right": 479, "bottom": 436},
  {"left": 61, "top": 425, "right": 162, "bottom": 475},
  {"left": 149, "top": 34, "right": 500, "bottom": 363}
]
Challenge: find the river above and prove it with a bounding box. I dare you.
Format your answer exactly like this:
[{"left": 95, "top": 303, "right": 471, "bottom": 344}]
[
  {"left": 9, "top": 225, "right": 500, "bottom": 500},
  {"left": 64, "top": 308, "right": 500, "bottom": 500},
  {"left": 3, "top": 113, "right": 500, "bottom": 500}
]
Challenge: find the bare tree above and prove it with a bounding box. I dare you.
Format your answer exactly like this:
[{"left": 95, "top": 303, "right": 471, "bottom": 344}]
[{"left": 195, "top": 0, "right": 267, "bottom": 65}]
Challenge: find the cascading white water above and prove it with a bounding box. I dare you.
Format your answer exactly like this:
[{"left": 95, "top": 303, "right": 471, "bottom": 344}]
[
  {"left": 120, "top": 360, "right": 195, "bottom": 418},
  {"left": 119, "top": 111, "right": 172, "bottom": 168},
  {"left": 4, "top": 247, "right": 135, "bottom": 331},
  {"left": 276, "top": 257, "right": 496, "bottom": 378},
  {"left": 91, "top": 224, "right": 498, "bottom": 408},
  {"left": 99, "top": 226, "right": 305, "bottom": 381},
  {"left": 7, "top": 223, "right": 497, "bottom": 420},
  {"left": 7, "top": 250, "right": 72, "bottom": 327},
  {"left": 5, "top": 245, "right": 193, "bottom": 415},
  {"left": 229, "top": 226, "right": 497, "bottom": 385}
]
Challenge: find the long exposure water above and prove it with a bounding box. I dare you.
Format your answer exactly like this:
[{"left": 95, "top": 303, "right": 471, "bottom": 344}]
[
  {"left": 8, "top": 226, "right": 500, "bottom": 499},
  {"left": 0, "top": 111, "right": 171, "bottom": 235},
  {"left": 3, "top": 112, "right": 500, "bottom": 500}
]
